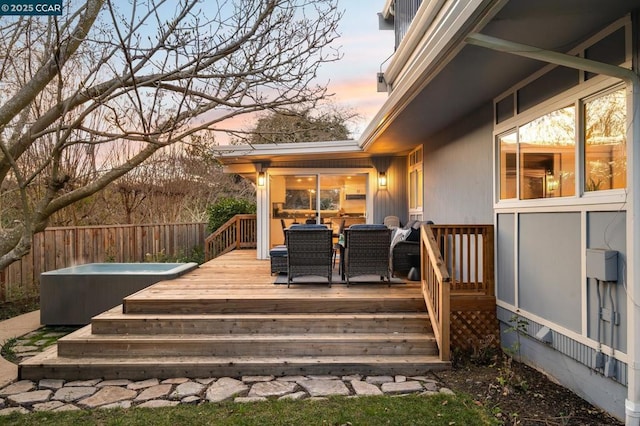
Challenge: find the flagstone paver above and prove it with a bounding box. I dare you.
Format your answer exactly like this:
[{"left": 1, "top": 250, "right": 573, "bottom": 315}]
[
  {"left": 205, "top": 377, "right": 248, "bottom": 403},
  {"left": 351, "top": 380, "right": 383, "bottom": 396},
  {"left": 365, "top": 376, "right": 395, "bottom": 385},
  {"left": 298, "top": 379, "right": 350, "bottom": 397},
  {"left": 53, "top": 386, "right": 97, "bottom": 402},
  {"left": 381, "top": 381, "right": 423, "bottom": 394},
  {"left": 0, "top": 380, "right": 34, "bottom": 396},
  {"left": 170, "top": 381, "right": 204, "bottom": 399},
  {"left": 128, "top": 378, "right": 160, "bottom": 390},
  {"left": 138, "top": 399, "right": 180, "bottom": 408},
  {"left": 78, "top": 386, "right": 137, "bottom": 408},
  {"left": 8, "top": 389, "right": 52, "bottom": 405},
  {"left": 181, "top": 395, "right": 201, "bottom": 404},
  {"left": 135, "top": 384, "right": 172, "bottom": 402},
  {"left": 0, "top": 406, "right": 29, "bottom": 415},
  {"left": 249, "top": 380, "right": 297, "bottom": 397},
  {"left": 39, "top": 379, "right": 65, "bottom": 390}
]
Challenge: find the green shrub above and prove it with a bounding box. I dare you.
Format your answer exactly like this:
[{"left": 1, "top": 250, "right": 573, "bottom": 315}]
[{"left": 207, "top": 197, "right": 256, "bottom": 233}]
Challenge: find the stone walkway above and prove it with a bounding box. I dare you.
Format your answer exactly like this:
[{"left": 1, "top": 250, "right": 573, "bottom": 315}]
[{"left": 0, "top": 374, "right": 454, "bottom": 415}]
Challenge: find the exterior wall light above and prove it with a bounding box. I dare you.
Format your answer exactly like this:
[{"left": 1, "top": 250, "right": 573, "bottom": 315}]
[
  {"left": 257, "top": 171, "right": 266, "bottom": 187},
  {"left": 378, "top": 171, "right": 387, "bottom": 188}
]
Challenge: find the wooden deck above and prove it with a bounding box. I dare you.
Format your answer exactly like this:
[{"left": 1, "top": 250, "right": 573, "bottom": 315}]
[{"left": 20, "top": 250, "right": 448, "bottom": 380}]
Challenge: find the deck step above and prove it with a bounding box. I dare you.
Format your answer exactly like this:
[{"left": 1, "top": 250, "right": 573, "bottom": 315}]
[
  {"left": 91, "top": 309, "right": 432, "bottom": 335},
  {"left": 57, "top": 326, "right": 437, "bottom": 358},
  {"left": 122, "top": 295, "right": 426, "bottom": 315},
  {"left": 20, "top": 346, "right": 449, "bottom": 381}
]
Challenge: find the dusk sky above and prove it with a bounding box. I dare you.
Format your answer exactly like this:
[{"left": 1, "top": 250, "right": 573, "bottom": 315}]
[
  {"left": 316, "top": 0, "right": 393, "bottom": 138},
  {"left": 219, "top": 1, "right": 394, "bottom": 142}
]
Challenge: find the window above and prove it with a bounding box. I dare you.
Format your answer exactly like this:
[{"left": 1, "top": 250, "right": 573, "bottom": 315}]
[
  {"left": 584, "top": 88, "right": 626, "bottom": 191},
  {"left": 519, "top": 106, "right": 576, "bottom": 199},
  {"left": 495, "top": 17, "right": 629, "bottom": 203},
  {"left": 409, "top": 146, "right": 423, "bottom": 211},
  {"left": 498, "top": 132, "right": 517, "bottom": 199}
]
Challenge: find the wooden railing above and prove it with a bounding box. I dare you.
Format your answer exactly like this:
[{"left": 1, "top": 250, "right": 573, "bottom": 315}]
[
  {"left": 204, "top": 214, "right": 257, "bottom": 261},
  {"left": 420, "top": 225, "right": 451, "bottom": 361},
  {"left": 420, "top": 224, "right": 495, "bottom": 361}
]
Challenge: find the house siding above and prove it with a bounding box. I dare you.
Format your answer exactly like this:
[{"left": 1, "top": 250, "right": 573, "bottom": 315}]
[
  {"left": 422, "top": 103, "right": 494, "bottom": 224},
  {"left": 372, "top": 156, "right": 409, "bottom": 225}
]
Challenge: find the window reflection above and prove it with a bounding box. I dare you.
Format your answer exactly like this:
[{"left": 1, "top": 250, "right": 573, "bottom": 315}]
[
  {"left": 585, "top": 89, "right": 626, "bottom": 191},
  {"left": 518, "top": 106, "right": 575, "bottom": 199}
]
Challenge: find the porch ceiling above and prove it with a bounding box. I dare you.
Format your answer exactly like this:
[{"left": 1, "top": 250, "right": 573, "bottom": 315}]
[{"left": 363, "top": 0, "right": 640, "bottom": 154}]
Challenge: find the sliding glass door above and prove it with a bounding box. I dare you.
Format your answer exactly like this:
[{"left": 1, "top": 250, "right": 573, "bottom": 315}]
[{"left": 269, "top": 173, "right": 368, "bottom": 247}]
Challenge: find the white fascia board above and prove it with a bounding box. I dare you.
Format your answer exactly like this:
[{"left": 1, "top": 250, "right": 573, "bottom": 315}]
[
  {"left": 360, "top": 0, "right": 500, "bottom": 151},
  {"left": 214, "top": 140, "right": 362, "bottom": 159}
]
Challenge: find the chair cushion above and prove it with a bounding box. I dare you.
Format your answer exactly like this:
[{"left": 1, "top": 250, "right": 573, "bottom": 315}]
[
  {"left": 288, "top": 224, "right": 328, "bottom": 230},
  {"left": 269, "top": 245, "right": 288, "bottom": 257},
  {"left": 348, "top": 224, "right": 388, "bottom": 230}
]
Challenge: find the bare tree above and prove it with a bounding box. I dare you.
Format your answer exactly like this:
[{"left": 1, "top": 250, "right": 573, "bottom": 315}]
[
  {"left": 0, "top": 0, "right": 341, "bottom": 268},
  {"left": 232, "top": 106, "right": 356, "bottom": 144}
]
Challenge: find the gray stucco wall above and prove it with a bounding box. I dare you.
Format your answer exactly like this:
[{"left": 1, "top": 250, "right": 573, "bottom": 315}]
[
  {"left": 422, "top": 104, "right": 494, "bottom": 224},
  {"left": 519, "top": 212, "right": 582, "bottom": 333}
]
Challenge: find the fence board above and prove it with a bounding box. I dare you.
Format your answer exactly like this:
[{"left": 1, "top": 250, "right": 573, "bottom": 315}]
[{"left": 0, "top": 222, "right": 207, "bottom": 303}]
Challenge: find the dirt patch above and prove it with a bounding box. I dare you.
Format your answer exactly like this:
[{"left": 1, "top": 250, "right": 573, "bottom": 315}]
[{"left": 434, "top": 356, "right": 622, "bottom": 425}]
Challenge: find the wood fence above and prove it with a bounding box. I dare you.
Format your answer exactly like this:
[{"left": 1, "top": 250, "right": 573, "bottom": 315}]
[{"left": 0, "top": 222, "right": 207, "bottom": 303}]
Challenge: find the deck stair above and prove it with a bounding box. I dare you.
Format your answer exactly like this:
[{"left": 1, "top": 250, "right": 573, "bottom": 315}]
[{"left": 20, "top": 251, "right": 449, "bottom": 380}]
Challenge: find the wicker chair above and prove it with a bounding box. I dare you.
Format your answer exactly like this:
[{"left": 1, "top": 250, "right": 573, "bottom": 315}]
[
  {"left": 285, "top": 224, "right": 333, "bottom": 287},
  {"left": 343, "top": 224, "right": 392, "bottom": 286}
]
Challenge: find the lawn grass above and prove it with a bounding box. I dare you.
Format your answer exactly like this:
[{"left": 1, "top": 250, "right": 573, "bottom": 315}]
[{"left": 0, "top": 394, "right": 498, "bottom": 425}]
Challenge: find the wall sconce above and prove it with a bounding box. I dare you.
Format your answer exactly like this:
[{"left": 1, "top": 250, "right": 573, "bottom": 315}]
[
  {"left": 257, "top": 171, "right": 266, "bottom": 187},
  {"left": 378, "top": 171, "right": 387, "bottom": 188}
]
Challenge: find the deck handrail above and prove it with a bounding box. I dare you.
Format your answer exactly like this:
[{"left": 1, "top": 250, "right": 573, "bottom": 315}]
[
  {"left": 420, "top": 224, "right": 451, "bottom": 361},
  {"left": 204, "top": 214, "right": 257, "bottom": 261},
  {"left": 420, "top": 224, "right": 495, "bottom": 361}
]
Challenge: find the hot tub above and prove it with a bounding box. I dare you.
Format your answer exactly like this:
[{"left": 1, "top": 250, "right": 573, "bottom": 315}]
[{"left": 40, "top": 262, "right": 198, "bottom": 325}]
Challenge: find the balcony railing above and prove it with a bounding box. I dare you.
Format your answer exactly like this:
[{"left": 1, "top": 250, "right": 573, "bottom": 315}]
[{"left": 394, "top": 0, "right": 423, "bottom": 49}]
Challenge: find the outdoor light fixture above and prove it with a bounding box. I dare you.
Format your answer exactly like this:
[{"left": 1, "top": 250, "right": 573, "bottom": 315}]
[
  {"left": 257, "top": 171, "right": 266, "bottom": 187},
  {"left": 378, "top": 171, "right": 387, "bottom": 188}
]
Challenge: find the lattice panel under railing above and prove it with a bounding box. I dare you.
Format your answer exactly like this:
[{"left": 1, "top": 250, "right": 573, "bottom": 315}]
[{"left": 450, "top": 309, "right": 500, "bottom": 353}]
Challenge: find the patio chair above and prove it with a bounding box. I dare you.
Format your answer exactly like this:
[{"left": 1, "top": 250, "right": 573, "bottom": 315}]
[
  {"left": 343, "top": 224, "right": 392, "bottom": 286},
  {"left": 285, "top": 224, "right": 333, "bottom": 287}
]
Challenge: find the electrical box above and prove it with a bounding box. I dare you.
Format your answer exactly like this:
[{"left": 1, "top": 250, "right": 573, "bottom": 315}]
[{"left": 586, "top": 248, "right": 618, "bottom": 282}]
